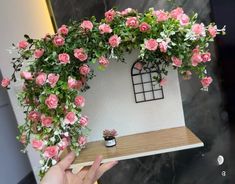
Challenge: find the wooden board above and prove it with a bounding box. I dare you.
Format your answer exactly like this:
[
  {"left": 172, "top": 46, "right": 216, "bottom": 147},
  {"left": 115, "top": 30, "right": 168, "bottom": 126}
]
[{"left": 72, "top": 126, "right": 203, "bottom": 167}]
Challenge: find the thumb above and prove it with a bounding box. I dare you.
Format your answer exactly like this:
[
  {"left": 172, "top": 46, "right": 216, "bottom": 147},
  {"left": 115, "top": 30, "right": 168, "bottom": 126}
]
[{"left": 58, "top": 151, "right": 76, "bottom": 171}]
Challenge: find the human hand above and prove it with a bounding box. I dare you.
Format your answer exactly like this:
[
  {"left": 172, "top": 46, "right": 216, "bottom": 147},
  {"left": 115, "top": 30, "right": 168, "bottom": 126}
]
[{"left": 41, "top": 152, "right": 118, "bottom": 184}]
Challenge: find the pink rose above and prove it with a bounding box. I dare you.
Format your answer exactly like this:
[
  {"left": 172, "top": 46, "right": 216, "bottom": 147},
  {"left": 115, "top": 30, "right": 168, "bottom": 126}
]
[
  {"left": 79, "top": 116, "right": 88, "bottom": 127},
  {"left": 144, "top": 39, "right": 158, "bottom": 51},
  {"left": 58, "top": 138, "right": 69, "bottom": 150},
  {"left": 32, "top": 139, "right": 44, "bottom": 150},
  {"left": 34, "top": 49, "right": 44, "bottom": 59},
  {"left": 193, "top": 46, "right": 200, "bottom": 54},
  {"left": 99, "top": 23, "right": 112, "bottom": 34},
  {"left": 154, "top": 10, "right": 169, "bottom": 22},
  {"left": 109, "top": 35, "right": 121, "bottom": 48},
  {"left": 178, "top": 14, "right": 190, "bottom": 26},
  {"left": 134, "top": 62, "right": 143, "bottom": 70},
  {"left": 53, "top": 35, "right": 65, "bottom": 46},
  {"left": 67, "top": 77, "right": 82, "bottom": 90},
  {"left": 201, "top": 76, "right": 213, "bottom": 88},
  {"left": 45, "top": 94, "right": 58, "bottom": 109},
  {"left": 183, "top": 70, "right": 192, "bottom": 80},
  {"left": 192, "top": 23, "right": 205, "bottom": 36},
  {"left": 208, "top": 25, "right": 217, "bottom": 38},
  {"left": 20, "top": 133, "right": 27, "bottom": 144},
  {"left": 171, "top": 56, "right": 182, "bottom": 67},
  {"left": 80, "top": 20, "right": 93, "bottom": 31},
  {"left": 58, "top": 53, "right": 70, "bottom": 64},
  {"left": 126, "top": 17, "right": 139, "bottom": 28},
  {"left": 75, "top": 96, "right": 85, "bottom": 107},
  {"left": 68, "top": 76, "right": 77, "bottom": 89},
  {"left": 81, "top": 77, "right": 86, "bottom": 84},
  {"left": 1, "top": 78, "right": 10, "bottom": 88},
  {"left": 74, "top": 48, "right": 88, "bottom": 62},
  {"left": 76, "top": 80, "right": 83, "bottom": 90},
  {"left": 160, "top": 78, "right": 167, "bottom": 86},
  {"left": 24, "top": 97, "right": 30, "bottom": 105},
  {"left": 33, "top": 98, "right": 40, "bottom": 106},
  {"left": 78, "top": 136, "right": 87, "bottom": 147},
  {"left": 191, "top": 53, "right": 202, "bottom": 66},
  {"left": 159, "top": 41, "right": 168, "bottom": 53},
  {"left": 27, "top": 111, "right": 40, "bottom": 122},
  {"left": 44, "top": 146, "right": 59, "bottom": 158},
  {"left": 121, "top": 8, "right": 133, "bottom": 16},
  {"left": 98, "top": 56, "right": 109, "bottom": 67},
  {"left": 20, "top": 71, "right": 33, "bottom": 80},
  {"left": 201, "top": 52, "right": 211, "bottom": 62},
  {"left": 79, "top": 64, "right": 90, "bottom": 75},
  {"left": 105, "top": 9, "right": 116, "bottom": 22},
  {"left": 47, "top": 73, "right": 59, "bottom": 88},
  {"left": 170, "top": 7, "right": 184, "bottom": 19},
  {"left": 44, "top": 33, "right": 51, "bottom": 41},
  {"left": 41, "top": 114, "right": 53, "bottom": 127},
  {"left": 64, "top": 112, "right": 78, "bottom": 125},
  {"left": 36, "top": 73, "right": 47, "bottom": 86},
  {"left": 139, "top": 22, "right": 151, "bottom": 32},
  {"left": 58, "top": 25, "right": 69, "bottom": 35},
  {"left": 18, "top": 41, "right": 29, "bottom": 49}
]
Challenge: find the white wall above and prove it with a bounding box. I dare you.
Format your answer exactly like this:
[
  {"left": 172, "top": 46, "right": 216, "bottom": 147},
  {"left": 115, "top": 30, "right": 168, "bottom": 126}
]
[
  {"left": 0, "top": 0, "right": 54, "bottom": 182},
  {"left": 83, "top": 51, "right": 185, "bottom": 142}
]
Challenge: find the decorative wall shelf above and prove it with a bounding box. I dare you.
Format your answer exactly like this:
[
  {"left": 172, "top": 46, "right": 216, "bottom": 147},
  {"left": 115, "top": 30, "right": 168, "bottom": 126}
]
[{"left": 72, "top": 126, "right": 203, "bottom": 167}]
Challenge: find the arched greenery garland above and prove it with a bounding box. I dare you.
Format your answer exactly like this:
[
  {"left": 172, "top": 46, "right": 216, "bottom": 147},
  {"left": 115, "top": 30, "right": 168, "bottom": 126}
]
[{"left": 1, "top": 7, "right": 225, "bottom": 177}]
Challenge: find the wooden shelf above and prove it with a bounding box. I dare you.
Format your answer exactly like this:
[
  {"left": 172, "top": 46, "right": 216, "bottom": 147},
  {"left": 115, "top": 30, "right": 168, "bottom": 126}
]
[{"left": 72, "top": 126, "right": 203, "bottom": 167}]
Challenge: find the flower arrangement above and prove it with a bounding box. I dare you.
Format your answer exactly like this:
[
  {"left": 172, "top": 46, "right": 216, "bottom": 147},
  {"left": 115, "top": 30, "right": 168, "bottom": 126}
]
[
  {"left": 103, "top": 129, "right": 118, "bottom": 139},
  {"left": 103, "top": 129, "right": 118, "bottom": 147},
  {"left": 0, "top": 7, "right": 225, "bottom": 178}
]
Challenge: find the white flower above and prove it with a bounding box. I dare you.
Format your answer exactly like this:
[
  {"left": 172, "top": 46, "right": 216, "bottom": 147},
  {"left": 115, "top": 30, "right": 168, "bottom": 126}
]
[
  {"left": 52, "top": 159, "right": 57, "bottom": 165},
  {"left": 41, "top": 166, "right": 45, "bottom": 172},
  {"left": 39, "top": 160, "right": 44, "bottom": 165},
  {"left": 201, "top": 87, "right": 209, "bottom": 92},
  {"left": 54, "top": 130, "right": 59, "bottom": 135},
  {"left": 50, "top": 137, "right": 56, "bottom": 143},
  {"left": 160, "top": 32, "right": 167, "bottom": 38},
  {"left": 156, "top": 38, "right": 163, "bottom": 42},
  {"left": 64, "top": 132, "right": 69, "bottom": 137},
  {"left": 109, "top": 48, "right": 118, "bottom": 59}
]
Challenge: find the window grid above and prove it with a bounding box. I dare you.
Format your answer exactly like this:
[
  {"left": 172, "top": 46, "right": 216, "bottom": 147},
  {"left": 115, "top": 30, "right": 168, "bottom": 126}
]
[{"left": 131, "top": 60, "right": 164, "bottom": 103}]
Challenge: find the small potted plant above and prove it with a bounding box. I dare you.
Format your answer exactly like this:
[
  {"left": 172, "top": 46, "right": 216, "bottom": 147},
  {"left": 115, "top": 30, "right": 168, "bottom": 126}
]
[{"left": 103, "top": 129, "right": 118, "bottom": 147}]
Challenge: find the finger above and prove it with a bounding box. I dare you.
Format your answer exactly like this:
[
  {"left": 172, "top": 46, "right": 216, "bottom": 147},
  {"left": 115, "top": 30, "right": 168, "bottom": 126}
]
[
  {"left": 76, "top": 168, "right": 89, "bottom": 180},
  {"left": 83, "top": 155, "right": 103, "bottom": 183},
  {"left": 65, "top": 170, "right": 74, "bottom": 178},
  {"left": 95, "top": 161, "right": 118, "bottom": 180},
  {"left": 57, "top": 151, "right": 76, "bottom": 171}
]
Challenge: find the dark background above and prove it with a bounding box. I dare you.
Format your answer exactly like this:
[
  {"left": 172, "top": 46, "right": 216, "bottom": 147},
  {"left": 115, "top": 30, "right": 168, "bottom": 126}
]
[{"left": 47, "top": 0, "right": 235, "bottom": 183}]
